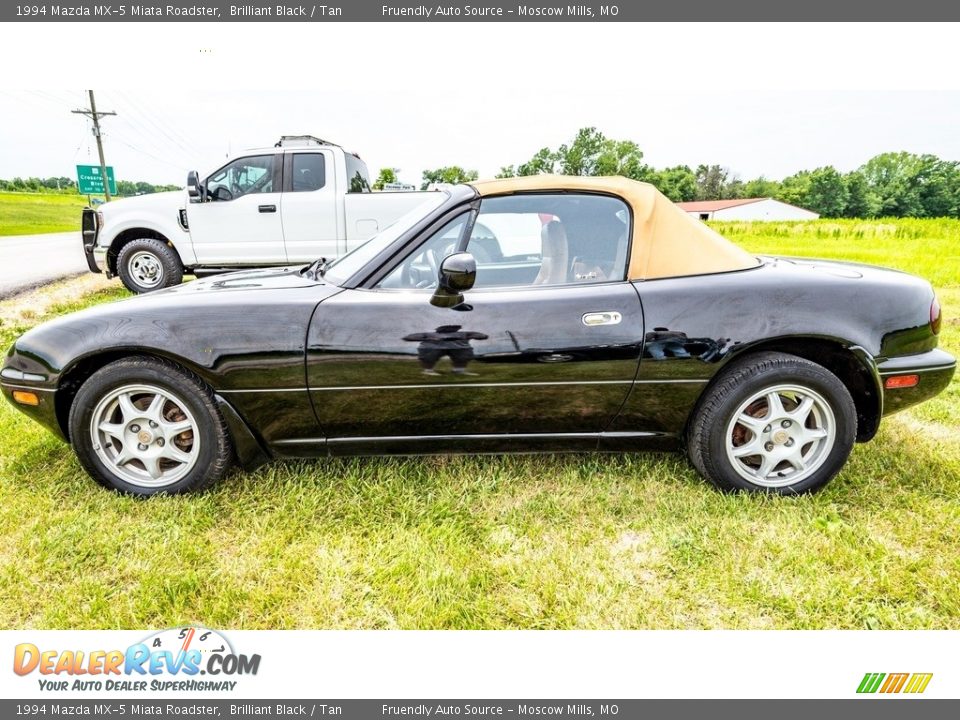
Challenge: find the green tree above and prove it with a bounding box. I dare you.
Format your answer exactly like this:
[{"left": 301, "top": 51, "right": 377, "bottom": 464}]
[
  {"left": 649, "top": 165, "right": 698, "bottom": 202},
  {"left": 594, "top": 138, "right": 649, "bottom": 180},
  {"left": 420, "top": 166, "right": 479, "bottom": 190},
  {"left": 915, "top": 156, "right": 960, "bottom": 217},
  {"left": 776, "top": 170, "right": 812, "bottom": 208},
  {"left": 516, "top": 147, "right": 557, "bottom": 176},
  {"left": 505, "top": 128, "right": 649, "bottom": 180},
  {"left": 804, "top": 166, "right": 849, "bottom": 217},
  {"left": 694, "top": 165, "right": 728, "bottom": 200},
  {"left": 556, "top": 127, "right": 607, "bottom": 175},
  {"left": 859, "top": 152, "right": 925, "bottom": 216},
  {"left": 842, "top": 171, "right": 879, "bottom": 218},
  {"left": 372, "top": 167, "right": 399, "bottom": 190},
  {"left": 723, "top": 176, "right": 745, "bottom": 199},
  {"left": 743, "top": 176, "right": 780, "bottom": 198}
]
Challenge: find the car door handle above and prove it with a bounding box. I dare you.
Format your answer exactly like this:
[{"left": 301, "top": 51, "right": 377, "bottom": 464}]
[
  {"left": 582, "top": 311, "right": 622, "bottom": 326},
  {"left": 258, "top": 204, "right": 277, "bottom": 213}
]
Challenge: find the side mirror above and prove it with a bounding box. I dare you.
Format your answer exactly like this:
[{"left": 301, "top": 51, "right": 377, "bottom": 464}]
[
  {"left": 430, "top": 252, "right": 476, "bottom": 308},
  {"left": 187, "top": 171, "right": 203, "bottom": 202}
]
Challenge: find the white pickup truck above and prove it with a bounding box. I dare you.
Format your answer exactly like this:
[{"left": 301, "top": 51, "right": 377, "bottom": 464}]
[{"left": 82, "top": 136, "right": 437, "bottom": 293}]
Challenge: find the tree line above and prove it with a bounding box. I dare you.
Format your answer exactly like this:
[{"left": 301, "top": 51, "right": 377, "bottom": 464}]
[
  {"left": 397, "top": 127, "right": 960, "bottom": 219},
  {"left": 0, "top": 176, "right": 180, "bottom": 196}
]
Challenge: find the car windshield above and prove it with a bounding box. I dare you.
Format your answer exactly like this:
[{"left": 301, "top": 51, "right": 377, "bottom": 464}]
[{"left": 321, "top": 192, "right": 449, "bottom": 286}]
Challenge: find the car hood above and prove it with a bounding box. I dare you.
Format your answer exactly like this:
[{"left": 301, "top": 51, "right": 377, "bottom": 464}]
[{"left": 154, "top": 265, "right": 321, "bottom": 295}]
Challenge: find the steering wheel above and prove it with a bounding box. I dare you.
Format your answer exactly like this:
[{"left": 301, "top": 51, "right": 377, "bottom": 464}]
[
  {"left": 401, "top": 247, "right": 441, "bottom": 289},
  {"left": 422, "top": 248, "right": 440, "bottom": 287}
]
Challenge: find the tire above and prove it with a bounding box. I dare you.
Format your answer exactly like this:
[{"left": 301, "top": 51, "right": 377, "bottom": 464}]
[
  {"left": 687, "top": 352, "right": 856, "bottom": 494},
  {"left": 117, "top": 238, "right": 183, "bottom": 293},
  {"left": 68, "top": 357, "right": 233, "bottom": 496}
]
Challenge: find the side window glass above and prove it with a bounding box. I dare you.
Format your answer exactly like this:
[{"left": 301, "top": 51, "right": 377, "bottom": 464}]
[
  {"left": 376, "top": 215, "right": 467, "bottom": 289},
  {"left": 466, "top": 193, "right": 630, "bottom": 289},
  {"left": 292, "top": 153, "right": 326, "bottom": 192},
  {"left": 205, "top": 155, "right": 275, "bottom": 202}
]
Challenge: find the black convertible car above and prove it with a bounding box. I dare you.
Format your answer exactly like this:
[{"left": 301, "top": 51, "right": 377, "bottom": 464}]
[{"left": 2, "top": 176, "right": 954, "bottom": 495}]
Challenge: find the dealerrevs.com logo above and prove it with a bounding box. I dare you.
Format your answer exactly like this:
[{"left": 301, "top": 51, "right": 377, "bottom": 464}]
[
  {"left": 857, "top": 673, "right": 933, "bottom": 694},
  {"left": 13, "top": 627, "right": 261, "bottom": 692}
]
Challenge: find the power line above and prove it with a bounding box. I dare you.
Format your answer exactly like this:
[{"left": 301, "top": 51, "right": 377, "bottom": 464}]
[
  {"left": 108, "top": 132, "right": 191, "bottom": 171},
  {"left": 115, "top": 91, "right": 202, "bottom": 160},
  {"left": 102, "top": 91, "right": 196, "bottom": 170}
]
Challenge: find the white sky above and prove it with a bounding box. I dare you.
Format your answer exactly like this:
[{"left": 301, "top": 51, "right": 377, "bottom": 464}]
[{"left": 2, "top": 23, "right": 959, "bottom": 187}]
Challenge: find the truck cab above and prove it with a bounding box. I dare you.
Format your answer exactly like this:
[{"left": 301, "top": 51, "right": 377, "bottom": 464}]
[{"left": 84, "top": 136, "right": 435, "bottom": 293}]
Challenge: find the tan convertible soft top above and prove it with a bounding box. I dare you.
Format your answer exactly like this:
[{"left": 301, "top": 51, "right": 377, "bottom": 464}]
[{"left": 470, "top": 175, "right": 759, "bottom": 280}]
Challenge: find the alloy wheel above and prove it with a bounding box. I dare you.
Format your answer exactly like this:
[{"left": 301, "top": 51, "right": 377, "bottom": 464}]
[
  {"left": 724, "top": 384, "right": 836, "bottom": 488},
  {"left": 89, "top": 383, "right": 200, "bottom": 487}
]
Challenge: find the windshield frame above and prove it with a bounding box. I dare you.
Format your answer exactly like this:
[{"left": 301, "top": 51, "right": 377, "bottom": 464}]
[{"left": 322, "top": 185, "right": 477, "bottom": 288}]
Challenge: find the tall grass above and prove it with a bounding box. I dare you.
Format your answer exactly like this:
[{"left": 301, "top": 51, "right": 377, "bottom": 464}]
[{"left": 715, "top": 218, "right": 960, "bottom": 288}]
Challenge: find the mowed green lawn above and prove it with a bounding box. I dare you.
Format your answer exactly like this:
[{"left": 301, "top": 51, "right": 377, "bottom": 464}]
[
  {"left": 0, "top": 219, "right": 957, "bottom": 630},
  {"left": 0, "top": 192, "right": 95, "bottom": 236}
]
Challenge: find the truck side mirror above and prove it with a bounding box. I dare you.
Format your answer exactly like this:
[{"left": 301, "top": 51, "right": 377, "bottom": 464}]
[
  {"left": 430, "top": 252, "right": 476, "bottom": 308},
  {"left": 187, "top": 171, "right": 203, "bottom": 203}
]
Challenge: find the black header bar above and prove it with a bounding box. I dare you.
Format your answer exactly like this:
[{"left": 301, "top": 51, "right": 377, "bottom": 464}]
[{"left": 4, "top": 0, "right": 960, "bottom": 21}]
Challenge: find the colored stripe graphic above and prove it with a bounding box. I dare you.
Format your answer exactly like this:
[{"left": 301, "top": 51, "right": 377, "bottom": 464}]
[
  {"left": 880, "top": 673, "right": 909, "bottom": 693},
  {"left": 904, "top": 674, "right": 933, "bottom": 694},
  {"left": 857, "top": 672, "right": 932, "bottom": 694},
  {"left": 857, "top": 673, "right": 885, "bottom": 693}
]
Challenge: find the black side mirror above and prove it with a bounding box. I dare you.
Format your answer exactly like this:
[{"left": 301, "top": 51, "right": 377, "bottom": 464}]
[
  {"left": 431, "top": 252, "right": 476, "bottom": 308},
  {"left": 187, "top": 171, "right": 203, "bottom": 202}
]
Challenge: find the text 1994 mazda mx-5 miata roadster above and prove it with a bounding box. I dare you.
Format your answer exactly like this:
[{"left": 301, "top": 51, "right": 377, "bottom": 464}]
[{"left": 2, "top": 176, "right": 955, "bottom": 495}]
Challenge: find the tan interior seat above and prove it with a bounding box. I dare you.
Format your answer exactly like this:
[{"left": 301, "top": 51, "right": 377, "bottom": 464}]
[{"left": 534, "top": 220, "right": 569, "bottom": 285}]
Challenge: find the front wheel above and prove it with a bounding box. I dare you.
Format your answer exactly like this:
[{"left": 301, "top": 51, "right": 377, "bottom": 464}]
[
  {"left": 687, "top": 352, "right": 857, "bottom": 494},
  {"left": 117, "top": 238, "right": 183, "bottom": 293},
  {"left": 68, "top": 357, "right": 233, "bottom": 495}
]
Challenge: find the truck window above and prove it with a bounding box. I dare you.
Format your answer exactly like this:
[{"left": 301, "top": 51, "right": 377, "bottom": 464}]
[
  {"left": 344, "top": 153, "right": 371, "bottom": 193},
  {"left": 205, "top": 155, "right": 276, "bottom": 202},
  {"left": 292, "top": 153, "right": 326, "bottom": 192}
]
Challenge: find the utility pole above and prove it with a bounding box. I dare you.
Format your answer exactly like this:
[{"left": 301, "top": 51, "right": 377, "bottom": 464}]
[{"left": 72, "top": 90, "right": 116, "bottom": 201}]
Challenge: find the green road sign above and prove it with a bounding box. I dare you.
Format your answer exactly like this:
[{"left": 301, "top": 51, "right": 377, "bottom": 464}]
[{"left": 76, "top": 164, "right": 117, "bottom": 195}]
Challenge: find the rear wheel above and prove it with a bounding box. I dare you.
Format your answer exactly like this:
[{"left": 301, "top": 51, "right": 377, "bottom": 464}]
[
  {"left": 117, "top": 238, "right": 182, "bottom": 293},
  {"left": 68, "top": 357, "right": 232, "bottom": 496},
  {"left": 687, "top": 352, "right": 856, "bottom": 494}
]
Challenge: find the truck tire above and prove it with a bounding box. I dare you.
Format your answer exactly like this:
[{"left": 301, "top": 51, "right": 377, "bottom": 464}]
[{"left": 117, "top": 238, "right": 183, "bottom": 294}]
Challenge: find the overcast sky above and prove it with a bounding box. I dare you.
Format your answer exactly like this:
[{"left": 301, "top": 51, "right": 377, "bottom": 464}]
[{"left": 3, "top": 24, "right": 959, "bottom": 187}]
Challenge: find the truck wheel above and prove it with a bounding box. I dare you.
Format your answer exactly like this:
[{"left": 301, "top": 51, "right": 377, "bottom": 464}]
[
  {"left": 687, "top": 352, "right": 857, "bottom": 495},
  {"left": 117, "top": 238, "right": 183, "bottom": 293}
]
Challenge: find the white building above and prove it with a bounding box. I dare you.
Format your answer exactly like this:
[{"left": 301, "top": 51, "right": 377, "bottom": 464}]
[{"left": 677, "top": 198, "right": 819, "bottom": 221}]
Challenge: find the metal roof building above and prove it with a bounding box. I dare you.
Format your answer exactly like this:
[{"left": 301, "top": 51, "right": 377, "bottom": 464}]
[{"left": 677, "top": 198, "right": 819, "bottom": 221}]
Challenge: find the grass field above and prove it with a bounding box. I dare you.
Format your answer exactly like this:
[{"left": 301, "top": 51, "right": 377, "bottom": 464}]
[
  {"left": 0, "top": 219, "right": 957, "bottom": 629},
  {"left": 0, "top": 192, "right": 97, "bottom": 236}
]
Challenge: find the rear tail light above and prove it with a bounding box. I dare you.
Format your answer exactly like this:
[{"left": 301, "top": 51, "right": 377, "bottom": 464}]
[
  {"left": 931, "top": 296, "right": 942, "bottom": 335},
  {"left": 885, "top": 375, "right": 920, "bottom": 389}
]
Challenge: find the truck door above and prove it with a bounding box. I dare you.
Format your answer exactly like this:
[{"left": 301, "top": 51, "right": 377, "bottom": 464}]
[
  {"left": 279, "top": 150, "right": 340, "bottom": 263},
  {"left": 187, "top": 153, "right": 285, "bottom": 265}
]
